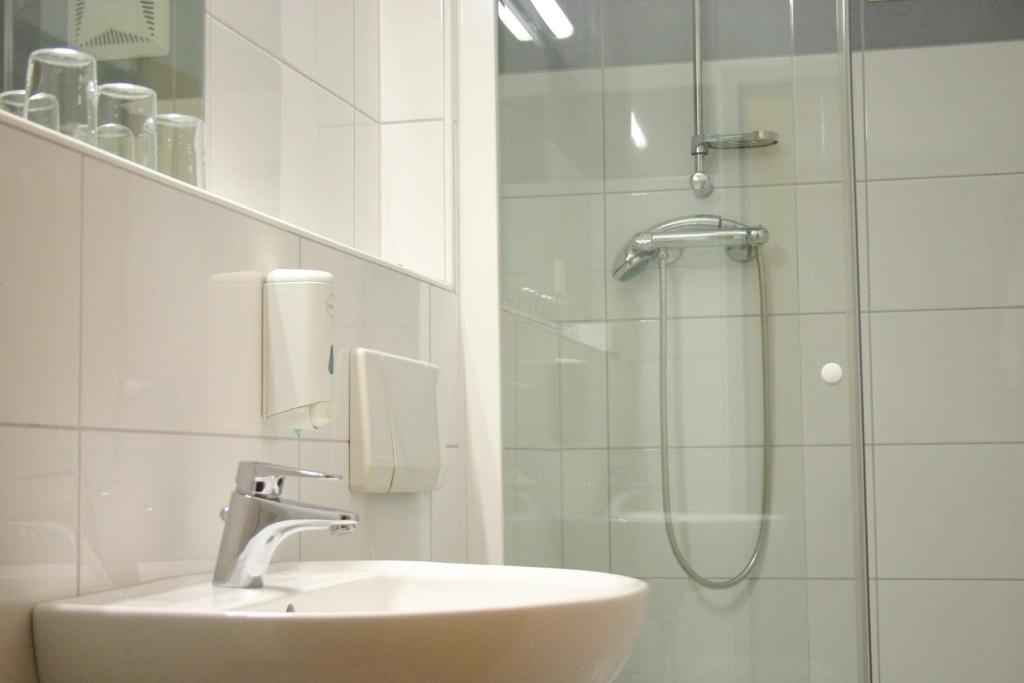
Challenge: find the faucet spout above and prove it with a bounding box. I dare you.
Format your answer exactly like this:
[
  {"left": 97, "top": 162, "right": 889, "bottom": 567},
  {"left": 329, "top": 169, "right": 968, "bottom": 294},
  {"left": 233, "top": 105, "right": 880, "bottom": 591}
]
[{"left": 213, "top": 462, "right": 358, "bottom": 589}]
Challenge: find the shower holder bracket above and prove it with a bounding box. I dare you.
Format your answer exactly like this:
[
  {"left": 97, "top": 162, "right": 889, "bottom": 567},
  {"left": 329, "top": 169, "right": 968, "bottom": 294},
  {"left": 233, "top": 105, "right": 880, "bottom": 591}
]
[
  {"left": 690, "top": 131, "right": 779, "bottom": 155},
  {"left": 726, "top": 245, "right": 757, "bottom": 263}
]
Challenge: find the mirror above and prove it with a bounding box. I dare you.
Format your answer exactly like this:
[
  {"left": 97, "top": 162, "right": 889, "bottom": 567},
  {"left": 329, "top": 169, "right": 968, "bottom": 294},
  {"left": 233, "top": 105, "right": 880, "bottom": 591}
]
[{"left": 1, "top": 1, "right": 456, "bottom": 284}]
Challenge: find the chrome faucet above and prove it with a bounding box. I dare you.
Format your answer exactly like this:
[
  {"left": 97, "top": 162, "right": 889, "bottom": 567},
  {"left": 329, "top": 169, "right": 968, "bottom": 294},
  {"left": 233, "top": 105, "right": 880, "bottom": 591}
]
[{"left": 213, "top": 461, "right": 358, "bottom": 588}]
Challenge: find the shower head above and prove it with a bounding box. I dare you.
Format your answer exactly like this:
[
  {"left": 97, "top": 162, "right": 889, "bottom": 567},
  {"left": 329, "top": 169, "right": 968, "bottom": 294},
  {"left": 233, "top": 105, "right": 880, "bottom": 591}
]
[{"left": 611, "top": 215, "right": 768, "bottom": 281}]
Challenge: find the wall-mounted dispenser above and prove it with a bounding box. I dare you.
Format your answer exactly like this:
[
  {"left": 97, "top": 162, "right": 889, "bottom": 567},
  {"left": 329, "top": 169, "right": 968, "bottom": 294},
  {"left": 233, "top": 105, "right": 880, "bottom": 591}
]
[
  {"left": 263, "top": 269, "right": 335, "bottom": 431},
  {"left": 349, "top": 348, "right": 444, "bottom": 493}
]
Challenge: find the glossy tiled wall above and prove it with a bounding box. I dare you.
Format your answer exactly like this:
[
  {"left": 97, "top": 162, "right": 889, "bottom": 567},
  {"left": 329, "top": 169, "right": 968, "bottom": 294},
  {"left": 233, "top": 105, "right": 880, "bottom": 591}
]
[
  {"left": 0, "top": 116, "right": 466, "bottom": 683},
  {"left": 854, "top": 37, "right": 1024, "bottom": 683},
  {"left": 204, "top": 0, "right": 455, "bottom": 281}
]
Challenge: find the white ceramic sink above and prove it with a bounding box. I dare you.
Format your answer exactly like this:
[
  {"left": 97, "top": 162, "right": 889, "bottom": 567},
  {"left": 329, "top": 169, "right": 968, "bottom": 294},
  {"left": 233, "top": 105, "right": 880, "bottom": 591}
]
[{"left": 33, "top": 561, "right": 648, "bottom": 683}]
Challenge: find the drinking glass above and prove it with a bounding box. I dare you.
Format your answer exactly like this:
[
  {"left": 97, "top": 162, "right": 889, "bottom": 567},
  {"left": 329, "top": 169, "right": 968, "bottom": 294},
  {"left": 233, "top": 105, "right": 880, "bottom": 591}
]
[
  {"left": 25, "top": 48, "right": 97, "bottom": 143},
  {"left": 0, "top": 90, "right": 60, "bottom": 131},
  {"left": 96, "top": 123, "right": 135, "bottom": 160},
  {"left": 97, "top": 83, "right": 157, "bottom": 167},
  {"left": 148, "top": 113, "right": 206, "bottom": 187}
]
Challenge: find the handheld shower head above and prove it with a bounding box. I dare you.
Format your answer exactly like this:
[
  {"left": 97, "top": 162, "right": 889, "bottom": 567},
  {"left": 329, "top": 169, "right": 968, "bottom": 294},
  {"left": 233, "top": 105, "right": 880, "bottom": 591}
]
[{"left": 611, "top": 215, "right": 768, "bottom": 281}]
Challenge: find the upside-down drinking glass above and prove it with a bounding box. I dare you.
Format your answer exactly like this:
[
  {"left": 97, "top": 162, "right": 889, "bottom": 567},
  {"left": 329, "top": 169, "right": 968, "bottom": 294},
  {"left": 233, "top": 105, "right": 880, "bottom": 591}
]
[
  {"left": 96, "top": 123, "right": 135, "bottom": 160},
  {"left": 24, "top": 48, "right": 97, "bottom": 143},
  {"left": 0, "top": 90, "right": 60, "bottom": 131},
  {"left": 147, "top": 113, "right": 206, "bottom": 187},
  {"left": 97, "top": 83, "right": 157, "bottom": 167}
]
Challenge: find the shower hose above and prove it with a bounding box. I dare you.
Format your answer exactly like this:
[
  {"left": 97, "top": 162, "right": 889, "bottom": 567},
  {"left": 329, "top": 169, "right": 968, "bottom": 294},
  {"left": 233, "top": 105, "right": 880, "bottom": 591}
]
[{"left": 656, "top": 247, "right": 772, "bottom": 589}]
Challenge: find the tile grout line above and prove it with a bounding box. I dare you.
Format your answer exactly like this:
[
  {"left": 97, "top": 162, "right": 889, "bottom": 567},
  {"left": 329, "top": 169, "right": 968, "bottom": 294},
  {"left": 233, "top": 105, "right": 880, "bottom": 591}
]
[
  {"left": 505, "top": 304, "right": 1024, "bottom": 329},
  {"left": 499, "top": 173, "right": 1024, "bottom": 204}
]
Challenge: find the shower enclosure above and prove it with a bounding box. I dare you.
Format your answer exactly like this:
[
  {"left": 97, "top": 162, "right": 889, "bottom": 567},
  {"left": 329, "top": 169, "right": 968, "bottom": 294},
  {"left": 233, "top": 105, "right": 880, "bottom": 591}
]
[{"left": 497, "top": 0, "right": 869, "bottom": 680}]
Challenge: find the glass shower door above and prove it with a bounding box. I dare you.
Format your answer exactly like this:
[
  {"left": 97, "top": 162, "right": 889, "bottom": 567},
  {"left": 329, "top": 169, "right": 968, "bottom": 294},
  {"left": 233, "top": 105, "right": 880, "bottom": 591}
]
[{"left": 498, "top": 0, "right": 869, "bottom": 681}]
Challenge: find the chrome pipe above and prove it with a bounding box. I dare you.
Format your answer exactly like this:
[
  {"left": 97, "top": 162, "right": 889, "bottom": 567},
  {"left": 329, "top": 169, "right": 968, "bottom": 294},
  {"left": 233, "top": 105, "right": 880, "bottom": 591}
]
[
  {"left": 689, "top": 0, "right": 712, "bottom": 197},
  {"left": 692, "top": 0, "right": 703, "bottom": 140}
]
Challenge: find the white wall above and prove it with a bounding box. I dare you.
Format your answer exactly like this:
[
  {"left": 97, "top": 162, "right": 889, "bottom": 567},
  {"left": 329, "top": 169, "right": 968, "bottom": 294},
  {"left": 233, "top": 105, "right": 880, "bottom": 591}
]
[
  {"left": 0, "top": 114, "right": 466, "bottom": 683},
  {"left": 854, "top": 39, "right": 1024, "bottom": 683},
  {"left": 204, "top": 0, "right": 455, "bottom": 282}
]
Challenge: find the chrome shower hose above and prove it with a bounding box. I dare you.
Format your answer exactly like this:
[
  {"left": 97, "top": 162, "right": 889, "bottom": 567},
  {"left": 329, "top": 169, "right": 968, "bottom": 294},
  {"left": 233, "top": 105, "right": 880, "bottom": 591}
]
[{"left": 656, "top": 247, "right": 772, "bottom": 589}]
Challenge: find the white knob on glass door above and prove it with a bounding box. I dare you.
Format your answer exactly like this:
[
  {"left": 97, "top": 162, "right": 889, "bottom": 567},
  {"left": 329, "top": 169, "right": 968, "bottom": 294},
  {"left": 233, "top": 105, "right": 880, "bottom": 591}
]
[{"left": 820, "top": 362, "right": 843, "bottom": 385}]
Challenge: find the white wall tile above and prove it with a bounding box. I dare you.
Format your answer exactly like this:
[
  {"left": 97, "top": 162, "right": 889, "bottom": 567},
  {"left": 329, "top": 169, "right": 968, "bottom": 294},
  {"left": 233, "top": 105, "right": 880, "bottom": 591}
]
[
  {"left": 502, "top": 447, "right": 519, "bottom": 566},
  {"left": 604, "top": 186, "right": 800, "bottom": 321},
  {"left": 500, "top": 194, "right": 605, "bottom": 322},
  {"left": 354, "top": 0, "right": 381, "bottom": 119},
  {"left": 603, "top": 58, "right": 796, "bottom": 193},
  {"left": 298, "top": 441, "right": 431, "bottom": 561},
  {"left": 807, "top": 579, "right": 864, "bottom": 683},
  {"left": 871, "top": 309, "right": 1024, "bottom": 444},
  {"left": 796, "top": 183, "right": 856, "bottom": 314},
  {"left": 800, "top": 314, "right": 854, "bottom": 446},
  {"left": 278, "top": 68, "right": 320, "bottom": 230},
  {"left": 208, "top": 20, "right": 284, "bottom": 218},
  {"left": 431, "top": 446, "right": 467, "bottom": 562},
  {"left": 79, "top": 430, "right": 298, "bottom": 594},
  {"left": 429, "top": 286, "right": 463, "bottom": 447},
  {"left": 609, "top": 447, "right": 806, "bottom": 580},
  {"left": 877, "top": 579, "right": 1024, "bottom": 683},
  {"left": 514, "top": 449, "right": 562, "bottom": 567},
  {"left": 316, "top": 0, "right": 356, "bottom": 102},
  {"left": 856, "top": 182, "right": 868, "bottom": 310},
  {"left": 864, "top": 41, "right": 1024, "bottom": 180},
  {"left": 875, "top": 444, "right": 1024, "bottom": 579},
  {"left": 210, "top": 0, "right": 317, "bottom": 76},
  {"left": 804, "top": 447, "right": 859, "bottom": 578},
  {"left": 559, "top": 323, "right": 607, "bottom": 449},
  {"left": 0, "top": 427, "right": 78, "bottom": 682},
  {"left": 300, "top": 240, "right": 429, "bottom": 442},
  {"left": 601, "top": 63, "right": 690, "bottom": 194},
  {"left": 354, "top": 111, "right": 382, "bottom": 257},
  {"left": 793, "top": 53, "right": 845, "bottom": 184},
  {"left": 561, "top": 449, "right": 609, "bottom": 571},
  {"left": 315, "top": 89, "right": 356, "bottom": 246},
  {"left": 379, "top": 0, "right": 444, "bottom": 121},
  {"left": 859, "top": 313, "right": 873, "bottom": 443},
  {"left": 380, "top": 120, "right": 446, "bottom": 280},
  {"left": 514, "top": 320, "right": 561, "bottom": 450},
  {"left": 0, "top": 125, "right": 81, "bottom": 427},
  {"left": 499, "top": 69, "right": 604, "bottom": 196},
  {"left": 868, "top": 174, "right": 1024, "bottom": 310},
  {"left": 80, "top": 159, "right": 299, "bottom": 436},
  {"left": 619, "top": 578, "right": 810, "bottom": 683},
  {"left": 500, "top": 312, "right": 519, "bottom": 449},
  {"left": 607, "top": 316, "right": 803, "bottom": 449},
  {"left": 851, "top": 51, "right": 865, "bottom": 182}
]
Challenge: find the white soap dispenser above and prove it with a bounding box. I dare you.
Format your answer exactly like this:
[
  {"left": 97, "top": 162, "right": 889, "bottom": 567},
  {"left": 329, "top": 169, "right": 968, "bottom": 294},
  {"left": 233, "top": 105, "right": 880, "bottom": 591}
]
[{"left": 262, "top": 269, "right": 335, "bottom": 431}]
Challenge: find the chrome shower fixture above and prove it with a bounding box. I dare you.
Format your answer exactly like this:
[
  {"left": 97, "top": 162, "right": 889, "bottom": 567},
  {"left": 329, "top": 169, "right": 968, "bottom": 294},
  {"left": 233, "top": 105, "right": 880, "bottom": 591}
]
[
  {"left": 611, "top": 214, "right": 768, "bottom": 281},
  {"left": 611, "top": 213, "right": 773, "bottom": 590},
  {"left": 688, "top": 0, "right": 778, "bottom": 198}
]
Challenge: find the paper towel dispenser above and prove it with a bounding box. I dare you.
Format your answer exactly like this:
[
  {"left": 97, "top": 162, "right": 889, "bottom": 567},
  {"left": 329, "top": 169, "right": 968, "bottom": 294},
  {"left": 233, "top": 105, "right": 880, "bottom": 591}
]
[{"left": 349, "top": 348, "right": 444, "bottom": 493}]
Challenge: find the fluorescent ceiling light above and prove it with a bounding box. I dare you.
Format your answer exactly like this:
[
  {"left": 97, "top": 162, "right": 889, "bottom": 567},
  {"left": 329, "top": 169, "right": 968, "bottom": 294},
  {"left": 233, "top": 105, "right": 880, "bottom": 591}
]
[
  {"left": 630, "top": 112, "right": 648, "bottom": 150},
  {"left": 529, "top": 0, "right": 574, "bottom": 39},
  {"left": 498, "top": 2, "right": 532, "bottom": 42}
]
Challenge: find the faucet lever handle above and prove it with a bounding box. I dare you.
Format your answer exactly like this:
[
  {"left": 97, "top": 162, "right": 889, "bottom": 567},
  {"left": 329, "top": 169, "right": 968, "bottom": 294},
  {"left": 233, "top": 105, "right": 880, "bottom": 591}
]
[{"left": 235, "top": 461, "right": 342, "bottom": 498}]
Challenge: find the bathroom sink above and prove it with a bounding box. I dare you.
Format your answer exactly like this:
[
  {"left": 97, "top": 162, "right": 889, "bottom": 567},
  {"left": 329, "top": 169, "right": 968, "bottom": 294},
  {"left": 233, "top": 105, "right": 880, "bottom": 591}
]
[{"left": 33, "top": 560, "right": 648, "bottom": 683}]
